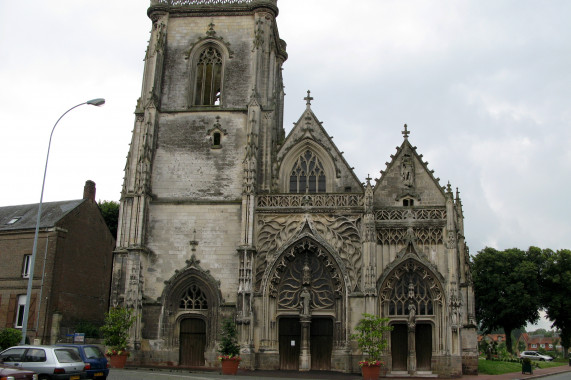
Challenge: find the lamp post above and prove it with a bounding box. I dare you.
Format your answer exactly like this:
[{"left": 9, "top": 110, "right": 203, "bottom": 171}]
[{"left": 20, "top": 98, "right": 105, "bottom": 345}]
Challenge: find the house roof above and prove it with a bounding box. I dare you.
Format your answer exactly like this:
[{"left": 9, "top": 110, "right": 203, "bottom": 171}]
[{"left": 0, "top": 200, "right": 85, "bottom": 231}]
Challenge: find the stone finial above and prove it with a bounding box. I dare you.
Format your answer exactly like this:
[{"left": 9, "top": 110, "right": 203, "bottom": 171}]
[
  {"left": 304, "top": 90, "right": 313, "bottom": 109},
  {"left": 402, "top": 123, "right": 410, "bottom": 139}
]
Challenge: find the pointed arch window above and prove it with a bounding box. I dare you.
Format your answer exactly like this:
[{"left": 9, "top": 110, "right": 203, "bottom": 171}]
[
  {"left": 194, "top": 46, "right": 223, "bottom": 106},
  {"left": 179, "top": 284, "right": 208, "bottom": 310},
  {"left": 388, "top": 271, "right": 434, "bottom": 316},
  {"left": 289, "top": 149, "right": 326, "bottom": 193}
]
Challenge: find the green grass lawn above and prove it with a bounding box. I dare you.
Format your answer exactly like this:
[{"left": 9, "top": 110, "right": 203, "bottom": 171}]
[{"left": 478, "top": 358, "right": 567, "bottom": 375}]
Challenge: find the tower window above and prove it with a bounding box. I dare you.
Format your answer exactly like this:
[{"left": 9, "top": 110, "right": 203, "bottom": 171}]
[
  {"left": 289, "top": 150, "right": 326, "bottom": 193},
  {"left": 403, "top": 199, "right": 414, "bottom": 207},
  {"left": 194, "top": 46, "right": 223, "bottom": 106},
  {"left": 212, "top": 132, "right": 221, "bottom": 147}
]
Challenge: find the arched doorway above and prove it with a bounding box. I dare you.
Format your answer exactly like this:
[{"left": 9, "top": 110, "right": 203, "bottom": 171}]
[
  {"left": 161, "top": 258, "right": 222, "bottom": 367},
  {"left": 380, "top": 258, "right": 443, "bottom": 374},
  {"left": 270, "top": 238, "right": 345, "bottom": 371}
]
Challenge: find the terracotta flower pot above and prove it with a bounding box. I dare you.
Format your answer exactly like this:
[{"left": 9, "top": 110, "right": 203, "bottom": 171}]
[
  {"left": 107, "top": 353, "right": 129, "bottom": 369},
  {"left": 221, "top": 358, "right": 240, "bottom": 375},
  {"left": 361, "top": 364, "right": 381, "bottom": 380}
]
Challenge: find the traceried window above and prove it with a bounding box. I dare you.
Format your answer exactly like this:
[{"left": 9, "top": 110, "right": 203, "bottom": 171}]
[
  {"left": 194, "top": 46, "right": 223, "bottom": 106},
  {"left": 179, "top": 284, "right": 208, "bottom": 310},
  {"left": 388, "top": 272, "right": 434, "bottom": 316},
  {"left": 289, "top": 150, "right": 326, "bottom": 193}
]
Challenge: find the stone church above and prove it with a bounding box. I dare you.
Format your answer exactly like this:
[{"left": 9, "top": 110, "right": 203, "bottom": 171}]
[{"left": 111, "top": 0, "right": 478, "bottom": 376}]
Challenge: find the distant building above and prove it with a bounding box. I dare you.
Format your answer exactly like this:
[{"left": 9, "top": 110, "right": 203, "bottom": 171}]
[
  {"left": 0, "top": 181, "right": 115, "bottom": 343},
  {"left": 527, "top": 335, "right": 559, "bottom": 352}
]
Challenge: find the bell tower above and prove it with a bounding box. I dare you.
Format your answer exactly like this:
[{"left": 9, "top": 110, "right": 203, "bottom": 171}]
[{"left": 112, "top": 0, "right": 287, "bottom": 365}]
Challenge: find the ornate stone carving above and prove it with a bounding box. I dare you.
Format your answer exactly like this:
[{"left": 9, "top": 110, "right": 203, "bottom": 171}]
[
  {"left": 380, "top": 259, "right": 443, "bottom": 311},
  {"left": 377, "top": 227, "right": 443, "bottom": 246},
  {"left": 255, "top": 215, "right": 361, "bottom": 293},
  {"left": 375, "top": 208, "right": 446, "bottom": 221}
]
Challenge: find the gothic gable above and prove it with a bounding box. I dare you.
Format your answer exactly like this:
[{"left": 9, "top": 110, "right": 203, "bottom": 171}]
[
  {"left": 374, "top": 126, "right": 446, "bottom": 207},
  {"left": 275, "top": 94, "right": 362, "bottom": 193}
]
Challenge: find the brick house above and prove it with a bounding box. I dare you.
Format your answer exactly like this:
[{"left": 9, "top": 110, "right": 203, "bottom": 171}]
[
  {"left": 527, "top": 335, "right": 558, "bottom": 352},
  {"left": 0, "top": 181, "right": 115, "bottom": 344}
]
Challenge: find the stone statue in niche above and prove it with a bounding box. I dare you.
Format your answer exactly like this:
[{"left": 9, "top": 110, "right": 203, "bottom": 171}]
[
  {"left": 400, "top": 153, "right": 415, "bottom": 188},
  {"left": 408, "top": 303, "right": 416, "bottom": 330},
  {"left": 300, "top": 286, "right": 311, "bottom": 316}
]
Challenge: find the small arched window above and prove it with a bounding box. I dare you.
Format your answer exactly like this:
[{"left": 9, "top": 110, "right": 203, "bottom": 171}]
[
  {"left": 180, "top": 284, "right": 208, "bottom": 310},
  {"left": 194, "top": 46, "right": 223, "bottom": 106},
  {"left": 289, "top": 150, "right": 326, "bottom": 193}
]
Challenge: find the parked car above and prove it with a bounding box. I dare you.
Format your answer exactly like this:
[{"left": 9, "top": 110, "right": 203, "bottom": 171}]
[
  {"left": 0, "top": 362, "right": 38, "bottom": 380},
  {"left": 56, "top": 345, "right": 108, "bottom": 379},
  {"left": 0, "top": 345, "right": 86, "bottom": 380},
  {"left": 520, "top": 350, "right": 553, "bottom": 361}
]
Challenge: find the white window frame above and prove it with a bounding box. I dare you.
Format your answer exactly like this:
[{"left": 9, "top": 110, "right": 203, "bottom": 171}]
[
  {"left": 22, "top": 255, "right": 31, "bottom": 278},
  {"left": 15, "top": 295, "right": 26, "bottom": 328}
]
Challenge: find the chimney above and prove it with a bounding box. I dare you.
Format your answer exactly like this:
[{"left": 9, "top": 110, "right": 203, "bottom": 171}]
[{"left": 83, "top": 180, "right": 96, "bottom": 202}]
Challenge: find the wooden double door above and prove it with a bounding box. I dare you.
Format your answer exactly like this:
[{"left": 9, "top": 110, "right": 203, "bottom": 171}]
[
  {"left": 179, "top": 318, "right": 206, "bottom": 366},
  {"left": 391, "top": 323, "right": 432, "bottom": 372},
  {"left": 279, "top": 317, "right": 333, "bottom": 370}
]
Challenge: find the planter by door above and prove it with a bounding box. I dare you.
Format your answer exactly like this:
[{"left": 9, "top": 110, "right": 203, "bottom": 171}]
[
  {"left": 107, "top": 353, "right": 128, "bottom": 368},
  {"left": 221, "top": 359, "right": 240, "bottom": 375},
  {"left": 361, "top": 365, "right": 381, "bottom": 380}
]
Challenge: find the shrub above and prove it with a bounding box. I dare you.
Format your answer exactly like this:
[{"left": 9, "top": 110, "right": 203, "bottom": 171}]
[
  {"left": 100, "top": 307, "right": 135, "bottom": 353},
  {"left": 0, "top": 328, "right": 22, "bottom": 350}
]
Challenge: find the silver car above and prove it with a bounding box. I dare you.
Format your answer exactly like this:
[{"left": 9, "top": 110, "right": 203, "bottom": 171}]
[
  {"left": 519, "top": 350, "right": 553, "bottom": 361},
  {"left": 0, "top": 345, "right": 86, "bottom": 380}
]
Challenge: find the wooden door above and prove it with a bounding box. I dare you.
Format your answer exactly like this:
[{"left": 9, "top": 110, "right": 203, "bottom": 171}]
[
  {"left": 310, "top": 317, "right": 332, "bottom": 370},
  {"left": 279, "top": 317, "right": 300, "bottom": 370},
  {"left": 179, "top": 318, "right": 206, "bottom": 366},
  {"left": 415, "top": 324, "right": 432, "bottom": 370},
  {"left": 391, "top": 324, "right": 408, "bottom": 371}
]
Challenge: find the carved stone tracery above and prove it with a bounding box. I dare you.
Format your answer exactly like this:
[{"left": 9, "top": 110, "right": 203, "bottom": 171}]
[{"left": 255, "top": 215, "right": 361, "bottom": 293}]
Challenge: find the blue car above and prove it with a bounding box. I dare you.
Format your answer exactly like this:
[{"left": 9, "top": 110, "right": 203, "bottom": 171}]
[{"left": 56, "top": 345, "right": 109, "bottom": 379}]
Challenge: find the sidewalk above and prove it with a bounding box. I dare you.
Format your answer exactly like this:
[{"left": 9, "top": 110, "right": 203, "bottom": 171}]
[{"left": 124, "top": 364, "right": 571, "bottom": 380}]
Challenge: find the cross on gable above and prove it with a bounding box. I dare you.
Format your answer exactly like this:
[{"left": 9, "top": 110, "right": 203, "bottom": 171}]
[
  {"left": 304, "top": 90, "right": 313, "bottom": 108},
  {"left": 402, "top": 123, "right": 410, "bottom": 139}
]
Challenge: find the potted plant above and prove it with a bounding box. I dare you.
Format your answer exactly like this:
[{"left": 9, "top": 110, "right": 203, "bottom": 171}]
[
  {"left": 351, "top": 313, "right": 393, "bottom": 380},
  {"left": 100, "top": 306, "right": 135, "bottom": 369},
  {"left": 218, "top": 318, "right": 241, "bottom": 375}
]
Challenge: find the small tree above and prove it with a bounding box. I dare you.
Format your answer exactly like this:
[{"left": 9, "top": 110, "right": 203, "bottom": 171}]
[
  {"left": 351, "top": 313, "right": 393, "bottom": 366},
  {"left": 100, "top": 307, "right": 135, "bottom": 355},
  {"left": 218, "top": 318, "right": 240, "bottom": 359},
  {"left": 0, "top": 328, "right": 22, "bottom": 350}
]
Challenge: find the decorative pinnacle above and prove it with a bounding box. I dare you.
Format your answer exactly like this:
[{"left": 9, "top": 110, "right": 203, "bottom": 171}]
[
  {"left": 402, "top": 123, "right": 410, "bottom": 139},
  {"left": 304, "top": 90, "right": 313, "bottom": 108}
]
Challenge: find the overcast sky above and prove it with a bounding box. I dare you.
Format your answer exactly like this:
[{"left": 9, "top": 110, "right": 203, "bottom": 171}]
[{"left": 1, "top": 1, "right": 569, "bottom": 329}]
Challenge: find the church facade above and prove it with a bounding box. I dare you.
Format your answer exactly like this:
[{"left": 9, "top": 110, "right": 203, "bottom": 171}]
[{"left": 111, "top": 0, "right": 478, "bottom": 376}]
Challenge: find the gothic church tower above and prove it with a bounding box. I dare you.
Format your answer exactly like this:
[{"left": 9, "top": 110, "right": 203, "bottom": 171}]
[{"left": 111, "top": 0, "right": 286, "bottom": 366}]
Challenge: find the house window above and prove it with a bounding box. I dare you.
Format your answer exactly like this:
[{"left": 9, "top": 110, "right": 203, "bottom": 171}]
[
  {"left": 6, "top": 217, "right": 21, "bottom": 225},
  {"left": 194, "top": 46, "right": 223, "bottom": 106},
  {"left": 289, "top": 150, "right": 326, "bottom": 193},
  {"left": 15, "top": 295, "right": 26, "bottom": 328},
  {"left": 531, "top": 344, "right": 537, "bottom": 348},
  {"left": 22, "top": 255, "right": 31, "bottom": 278}
]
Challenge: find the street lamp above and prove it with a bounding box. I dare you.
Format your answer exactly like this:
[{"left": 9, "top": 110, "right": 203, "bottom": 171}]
[{"left": 20, "top": 98, "right": 106, "bottom": 344}]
